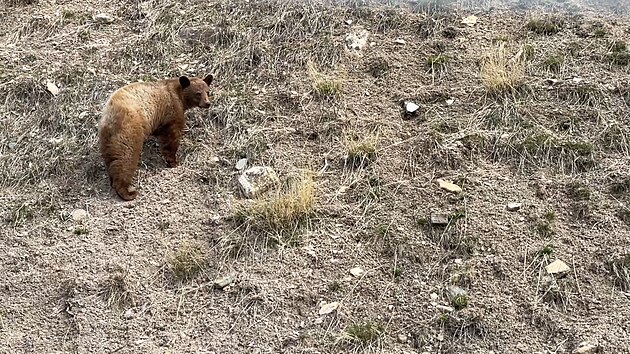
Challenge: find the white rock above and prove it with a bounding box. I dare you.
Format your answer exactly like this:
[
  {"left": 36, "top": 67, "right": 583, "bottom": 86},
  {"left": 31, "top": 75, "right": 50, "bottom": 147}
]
[
  {"left": 462, "top": 15, "right": 478, "bottom": 26},
  {"left": 93, "top": 13, "right": 114, "bottom": 24},
  {"left": 213, "top": 275, "right": 233, "bottom": 289},
  {"left": 437, "top": 179, "right": 462, "bottom": 193},
  {"left": 318, "top": 301, "right": 339, "bottom": 315},
  {"left": 397, "top": 333, "right": 408, "bottom": 343},
  {"left": 405, "top": 101, "right": 419, "bottom": 114},
  {"left": 507, "top": 203, "right": 522, "bottom": 211},
  {"left": 345, "top": 29, "right": 369, "bottom": 51},
  {"left": 71, "top": 209, "right": 88, "bottom": 221},
  {"left": 235, "top": 158, "right": 248, "bottom": 170},
  {"left": 237, "top": 166, "right": 280, "bottom": 199},
  {"left": 46, "top": 81, "right": 59, "bottom": 96},
  {"left": 430, "top": 293, "right": 439, "bottom": 300},
  {"left": 446, "top": 98, "right": 455, "bottom": 106},
  {"left": 394, "top": 38, "right": 406, "bottom": 45},
  {"left": 349, "top": 267, "right": 364, "bottom": 277},
  {"left": 546, "top": 259, "right": 570, "bottom": 274},
  {"left": 573, "top": 342, "right": 599, "bottom": 354},
  {"left": 436, "top": 305, "right": 455, "bottom": 312}
]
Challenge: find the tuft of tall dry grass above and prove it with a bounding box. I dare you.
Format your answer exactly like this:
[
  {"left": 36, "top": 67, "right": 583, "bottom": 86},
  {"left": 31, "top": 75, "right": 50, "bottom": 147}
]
[
  {"left": 307, "top": 61, "right": 343, "bottom": 99},
  {"left": 480, "top": 43, "right": 526, "bottom": 94},
  {"left": 235, "top": 171, "right": 315, "bottom": 233}
]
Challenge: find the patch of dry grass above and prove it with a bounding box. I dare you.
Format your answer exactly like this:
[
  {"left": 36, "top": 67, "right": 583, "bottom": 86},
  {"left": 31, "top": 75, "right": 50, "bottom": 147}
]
[
  {"left": 168, "top": 242, "right": 206, "bottom": 281},
  {"left": 344, "top": 132, "right": 379, "bottom": 168},
  {"left": 608, "top": 255, "right": 630, "bottom": 291},
  {"left": 99, "top": 266, "right": 134, "bottom": 309},
  {"left": 480, "top": 43, "right": 526, "bottom": 94},
  {"left": 235, "top": 171, "right": 315, "bottom": 236},
  {"left": 307, "top": 61, "right": 342, "bottom": 99}
]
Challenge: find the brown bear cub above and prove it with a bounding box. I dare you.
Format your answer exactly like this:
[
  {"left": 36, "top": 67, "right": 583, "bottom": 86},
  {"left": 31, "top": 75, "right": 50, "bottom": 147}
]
[{"left": 98, "top": 74, "right": 213, "bottom": 201}]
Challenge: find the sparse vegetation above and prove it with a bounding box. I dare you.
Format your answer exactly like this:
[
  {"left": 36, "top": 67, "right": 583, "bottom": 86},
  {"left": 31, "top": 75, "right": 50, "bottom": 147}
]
[
  {"left": 480, "top": 43, "right": 526, "bottom": 94},
  {"left": 344, "top": 133, "right": 379, "bottom": 167},
  {"left": 169, "top": 242, "right": 206, "bottom": 281},
  {"left": 544, "top": 54, "right": 564, "bottom": 72},
  {"left": 535, "top": 210, "right": 556, "bottom": 237},
  {"left": 607, "top": 255, "right": 630, "bottom": 291},
  {"left": 526, "top": 17, "right": 563, "bottom": 35},
  {"left": 426, "top": 54, "right": 449, "bottom": 70},
  {"left": 368, "top": 56, "right": 390, "bottom": 78},
  {"left": 235, "top": 172, "right": 315, "bottom": 237},
  {"left": 99, "top": 266, "right": 134, "bottom": 309},
  {"left": 343, "top": 321, "right": 384, "bottom": 346},
  {"left": 451, "top": 293, "right": 469, "bottom": 310},
  {"left": 2, "top": 0, "right": 630, "bottom": 352},
  {"left": 566, "top": 181, "right": 592, "bottom": 201},
  {"left": 307, "top": 62, "right": 342, "bottom": 99}
]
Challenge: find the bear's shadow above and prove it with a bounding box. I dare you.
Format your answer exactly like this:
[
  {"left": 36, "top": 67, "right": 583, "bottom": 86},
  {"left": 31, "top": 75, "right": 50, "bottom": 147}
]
[
  {"left": 82, "top": 138, "right": 171, "bottom": 199},
  {"left": 139, "top": 138, "right": 167, "bottom": 171}
]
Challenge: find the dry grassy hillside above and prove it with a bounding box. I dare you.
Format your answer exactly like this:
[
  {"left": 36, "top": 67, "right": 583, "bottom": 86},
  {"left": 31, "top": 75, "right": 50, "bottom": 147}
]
[{"left": 1, "top": 0, "right": 630, "bottom": 353}]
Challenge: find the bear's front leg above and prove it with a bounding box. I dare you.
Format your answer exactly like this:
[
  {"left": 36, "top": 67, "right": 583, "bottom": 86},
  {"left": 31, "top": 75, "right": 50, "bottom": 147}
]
[{"left": 154, "top": 123, "right": 183, "bottom": 168}]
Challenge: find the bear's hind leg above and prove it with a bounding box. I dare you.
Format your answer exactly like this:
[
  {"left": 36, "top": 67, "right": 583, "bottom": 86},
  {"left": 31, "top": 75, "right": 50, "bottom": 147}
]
[
  {"left": 154, "top": 123, "right": 183, "bottom": 168},
  {"left": 106, "top": 136, "right": 143, "bottom": 201}
]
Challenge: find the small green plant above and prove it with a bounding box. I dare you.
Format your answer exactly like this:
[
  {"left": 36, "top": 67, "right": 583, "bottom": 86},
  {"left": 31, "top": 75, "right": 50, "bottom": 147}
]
[
  {"left": 567, "top": 42, "right": 581, "bottom": 56},
  {"left": 375, "top": 224, "right": 389, "bottom": 237},
  {"left": 535, "top": 211, "right": 556, "bottom": 237},
  {"left": 593, "top": 28, "right": 607, "bottom": 38},
  {"left": 169, "top": 243, "right": 206, "bottom": 281},
  {"left": 314, "top": 80, "right": 342, "bottom": 98},
  {"left": 393, "top": 266, "right": 402, "bottom": 278},
  {"left": 73, "top": 227, "right": 89, "bottom": 235},
  {"left": 5, "top": 203, "right": 34, "bottom": 226},
  {"left": 492, "top": 35, "right": 509, "bottom": 44},
  {"left": 328, "top": 281, "right": 342, "bottom": 292},
  {"left": 544, "top": 210, "right": 556, "bottom": 221},
  {"left": 307, "top": 61, "right": 342, "bottom": 99},
  {"left": 607, "top": 52, "right": 630, "bottom": 66},
  {"left": 607, "top": 41, "right": 630, "bottom": 66},
  {"left": 426, "top": 55, "right": 449, "bottom": 70},
  {"left": 544, "top": 55, "right": 564, "bottom": 72},
  {"left": 526, "top": 17, "right": 563, "bottom": 35},
  {"left": 611, "top": 41, "right": 627, "bottom": 52},
  {"left": 539, "top": 244, "right": 554, "bottom": 256},
  {"left": 566, "top": 181, "right": 591, "bottom": 201},
  {"left": 77, "top": 29, "right": 90, "bottom": 41},
  {"left": 562, "top": 141, "right": 593, "bottom": 156},
  {"left": 451, "top": 294, "right": 469, "bottom": 309},
  {"left": 61, "top": 9, "right": 75, "bottom": 19},
  {"left": 417, "top": 217, "right": 428, "bottom": 227},
  {"left": 450, "top": 208, "right": 466, "bottom": 222},
  {"left": 344, "top": 321, "right": 384, "bottom": 345},
  {"left": 523, "top": 44, "right": 535, "bottom": 60},
  {"left": 616, "top": 208, "right": 630, "bottom": 224}
]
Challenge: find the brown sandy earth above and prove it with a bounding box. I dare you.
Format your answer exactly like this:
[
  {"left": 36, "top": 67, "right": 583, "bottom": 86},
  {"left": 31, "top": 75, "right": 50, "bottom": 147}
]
[{"left": 1, "top": 0, "right": 630, "bottom": 353}]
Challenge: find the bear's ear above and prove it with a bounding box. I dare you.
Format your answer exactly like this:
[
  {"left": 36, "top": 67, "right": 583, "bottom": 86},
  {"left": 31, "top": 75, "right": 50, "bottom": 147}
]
[
  {"left": 203, "top": 74, "right": 213, "bottom": 86},
  {"left": 179, "top": 76, "right": 191, "bottom": 89}
]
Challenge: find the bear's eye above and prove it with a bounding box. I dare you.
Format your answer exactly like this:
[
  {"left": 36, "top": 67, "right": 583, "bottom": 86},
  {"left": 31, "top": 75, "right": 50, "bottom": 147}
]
[{"left": 196, "top": 92, "right": 202, "bottom": 97}]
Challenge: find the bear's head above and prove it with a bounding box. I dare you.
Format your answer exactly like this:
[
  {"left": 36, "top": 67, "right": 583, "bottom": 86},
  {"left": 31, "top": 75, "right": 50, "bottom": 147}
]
[{"left": 179, "top": 74, "right": 213, "bottom": 109}]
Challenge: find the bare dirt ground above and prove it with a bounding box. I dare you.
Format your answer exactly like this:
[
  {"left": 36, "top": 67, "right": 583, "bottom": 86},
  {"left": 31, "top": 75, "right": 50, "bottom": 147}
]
[{"left": 1, "top": 0, "right": 630, "bottom": 353}]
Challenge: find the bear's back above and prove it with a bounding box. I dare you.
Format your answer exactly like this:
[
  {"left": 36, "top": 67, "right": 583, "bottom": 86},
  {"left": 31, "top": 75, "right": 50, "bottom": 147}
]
[{"left": 101, "top": 81, "right": 177, "bottom": 133}]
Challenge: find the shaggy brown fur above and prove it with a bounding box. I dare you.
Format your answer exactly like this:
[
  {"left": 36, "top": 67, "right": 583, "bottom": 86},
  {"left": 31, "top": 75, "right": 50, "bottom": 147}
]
[{"left": 98, "top": 75, "right": 213, "bottom": 201}]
